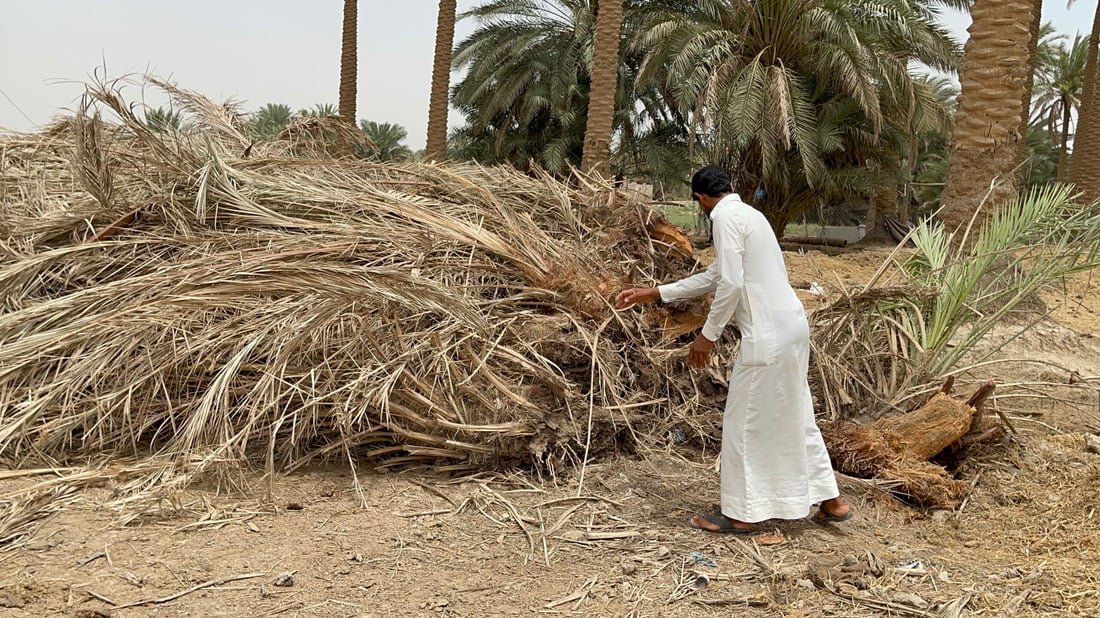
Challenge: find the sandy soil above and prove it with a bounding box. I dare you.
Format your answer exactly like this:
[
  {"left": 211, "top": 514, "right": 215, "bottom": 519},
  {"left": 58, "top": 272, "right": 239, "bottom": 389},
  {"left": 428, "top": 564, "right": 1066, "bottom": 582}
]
[
  {"left": 1040, "top": 268, "right": 1100, "bottom": 336},
  {"left": 3, "top": 248, "right": 1100, "bottom": 618}
]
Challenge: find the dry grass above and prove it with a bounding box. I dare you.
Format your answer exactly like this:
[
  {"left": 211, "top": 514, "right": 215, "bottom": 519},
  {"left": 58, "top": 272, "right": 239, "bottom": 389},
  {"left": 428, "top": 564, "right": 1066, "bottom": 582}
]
[{"left": 808, "top": 286, "right": 939, "bottom": 419}]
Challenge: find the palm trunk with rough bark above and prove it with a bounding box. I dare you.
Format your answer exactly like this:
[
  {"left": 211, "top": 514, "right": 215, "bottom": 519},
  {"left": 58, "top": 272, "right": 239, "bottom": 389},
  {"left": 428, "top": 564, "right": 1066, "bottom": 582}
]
[
  {"left": 939, "top": 0, "right": 1041, "bottom": 234},
  {"left": 339, "top": 0, "right": 358, "bottom": 126},
  {"left": 1018, "top": 0, "right": 1042, "bottom": 174},
  {"left": 426, "top": 0, "right": 457, "bottom": 161},
  {"left": 859, "top": 185, "right": 898, "bottom": 245},
  {"left": 1068, "top": 5, "right": 1100, "bottom": 198},
  {"left": 1059, "top": 100, "right": 1072, "bottom": 181},
  {"left": 581, "top": 0, "right": 623, "bottom": 177}
]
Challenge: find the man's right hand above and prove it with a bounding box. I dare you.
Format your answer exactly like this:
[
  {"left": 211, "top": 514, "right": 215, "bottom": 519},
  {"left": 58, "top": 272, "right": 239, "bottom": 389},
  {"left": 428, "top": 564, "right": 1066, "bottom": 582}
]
[{"left": 615, "top": 287, "right": 661, "bottom": 309}]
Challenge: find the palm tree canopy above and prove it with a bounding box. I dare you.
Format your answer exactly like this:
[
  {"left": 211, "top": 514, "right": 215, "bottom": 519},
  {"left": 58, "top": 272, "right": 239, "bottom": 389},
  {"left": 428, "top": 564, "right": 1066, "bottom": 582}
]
[
  {"left": 635, "top": 0, "right": 961, "bottom": 229},
  {"left": 451, "top": 0, "right": 599, "bottom": 173},
  {"left": 252, "top": 103, "right": 294, "bottom": 139},
  {"left": 299, "top": 103, "right": 340, "bottom": 117},
  {"left": 451, "top": 0, "right": 960, "bottom": 228},
  {"left": 145, "top": 107, "right": 184, "bottom": 133},
  {"left": 452, "top": 1, "right": 671, "bottom": 174},
  {"left": 1031, "top": 32, "right": 1088, "bottom": 134},
  {"left": 360, "top": 120, "right": 414, "bottom": 161}
]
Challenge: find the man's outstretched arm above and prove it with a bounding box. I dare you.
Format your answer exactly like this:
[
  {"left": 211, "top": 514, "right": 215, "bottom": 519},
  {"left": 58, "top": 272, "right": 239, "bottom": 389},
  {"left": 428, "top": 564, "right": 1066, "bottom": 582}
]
[
  {"left": 614, "top": 259, "right": 720, "bottom": 310},
  {"left": 657, "top": 259, "right": 722, "bottom": 302}
]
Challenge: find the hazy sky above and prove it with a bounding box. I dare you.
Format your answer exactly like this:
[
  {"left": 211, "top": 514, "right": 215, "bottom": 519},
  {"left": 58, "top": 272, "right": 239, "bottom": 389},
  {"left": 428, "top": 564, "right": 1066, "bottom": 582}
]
[{"left": 1, "top": 1, "right": 1095, "bottom": 150}]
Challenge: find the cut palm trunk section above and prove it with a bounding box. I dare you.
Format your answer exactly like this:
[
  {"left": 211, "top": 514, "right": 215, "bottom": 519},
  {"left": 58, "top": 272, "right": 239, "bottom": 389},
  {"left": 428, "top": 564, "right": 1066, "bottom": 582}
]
[{"left": 821, "top": 378, "right": 996, "bottom": 507}]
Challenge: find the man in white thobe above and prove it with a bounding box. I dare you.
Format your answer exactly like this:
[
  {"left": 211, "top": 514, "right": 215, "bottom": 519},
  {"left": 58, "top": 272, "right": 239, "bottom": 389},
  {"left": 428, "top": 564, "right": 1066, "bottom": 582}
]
[{"left": 616, "top": 166, "right": 850, "bottom": 533}]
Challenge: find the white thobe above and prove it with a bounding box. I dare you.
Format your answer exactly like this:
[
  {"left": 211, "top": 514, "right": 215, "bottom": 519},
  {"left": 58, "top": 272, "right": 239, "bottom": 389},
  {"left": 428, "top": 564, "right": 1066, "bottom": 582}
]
[{"left": 658, "top": 194, "right": 839, "bottom": 522}]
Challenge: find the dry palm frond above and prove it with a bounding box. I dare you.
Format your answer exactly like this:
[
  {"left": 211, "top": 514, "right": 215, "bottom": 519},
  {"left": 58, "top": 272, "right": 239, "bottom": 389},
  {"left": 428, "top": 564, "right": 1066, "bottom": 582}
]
[
  {"left": 809, "top": 286, "right": 936, "bottom": 419},
  {"left": 0, "top": 485, "right": 80, "bottom": 550}
]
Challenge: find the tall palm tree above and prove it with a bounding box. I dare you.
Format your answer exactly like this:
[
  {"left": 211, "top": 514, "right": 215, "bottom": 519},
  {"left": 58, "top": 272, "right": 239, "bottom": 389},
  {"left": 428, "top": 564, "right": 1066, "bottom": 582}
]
[
  {"left": 637, "top": 0, "right": 960, "bottom": 234},
  {"left": 1032, "top": 33, "right": 1088, "bottom": 181},
  {"left": 339, "top": 0, "right": 358, "bottom": 126},
  {"left": 861, "top": 76, "right": 959, "bottom": 243},
  {"left": 426, "top": 0, "right": 457, "bottom": 161},
  {"left": 1017, "top": 1, "right": 1045, "bottom": 178},
  {"left": 1067, "top": 3, "right": 1100, "bottom": 197},
  {"left": 581, "top": 0, "right": 624, "bottom": 176},
  {"left": 451, "top": 1, "right": 658, "bottom": 175},
  {"left": 938, "top": 0, "right": 1042, "bottom": 233}
]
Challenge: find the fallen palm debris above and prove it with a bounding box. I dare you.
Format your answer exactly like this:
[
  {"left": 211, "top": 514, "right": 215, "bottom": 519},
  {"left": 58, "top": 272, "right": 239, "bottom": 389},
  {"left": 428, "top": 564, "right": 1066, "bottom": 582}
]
[{"left": 6, "top": 76, "right": 1094, "bottom": 513}]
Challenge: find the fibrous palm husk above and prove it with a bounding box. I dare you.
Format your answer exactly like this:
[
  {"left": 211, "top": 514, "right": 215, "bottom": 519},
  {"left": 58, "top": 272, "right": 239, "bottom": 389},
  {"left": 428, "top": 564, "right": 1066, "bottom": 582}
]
[{"left": 821, "top": 380, "right": 997, "bottom": 506}]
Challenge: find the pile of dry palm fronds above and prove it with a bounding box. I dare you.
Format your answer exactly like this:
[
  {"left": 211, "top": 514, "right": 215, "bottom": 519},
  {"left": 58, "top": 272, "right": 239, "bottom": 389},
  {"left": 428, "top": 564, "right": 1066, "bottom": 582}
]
[
  {"left": 0, "top": 77, "right": 721, "bottom": 493},
  {"left": 3, "top": 77, "right": 1092, "bottom": 510}
]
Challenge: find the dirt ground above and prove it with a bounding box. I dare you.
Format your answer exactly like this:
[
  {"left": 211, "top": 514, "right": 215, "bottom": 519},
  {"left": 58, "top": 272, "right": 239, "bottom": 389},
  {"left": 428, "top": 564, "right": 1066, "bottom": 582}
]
[{"left": 3, "top": 247, "right": 1100, "bottom": 617}]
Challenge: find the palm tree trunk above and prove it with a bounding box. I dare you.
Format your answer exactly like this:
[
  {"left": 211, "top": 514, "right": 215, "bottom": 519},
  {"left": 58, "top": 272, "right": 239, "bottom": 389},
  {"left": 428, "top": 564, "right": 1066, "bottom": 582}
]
[
  {"left": 339, "top": 0, "right": 358, "bottom": 126},
  {"left": 1068, "top": 4, "right": 1100, "bottom": 197},
  {"left": 860, "top": 184, "right": 898, "bottom": 245},
  {"left": 1017, "top": 0, "right": 1042, "bottom": 172},
  {"left": 939, "top": 0, "right": 1041, "bottom": 233},
  {"left": 1059, "top": 100, "right": 1072, "bottom": 181},
  {"left": 426, "top": 0, "right": 457, "bottom": 161},
  {"left": 581, "top": 0, "right": 623, "bottom": 177}
]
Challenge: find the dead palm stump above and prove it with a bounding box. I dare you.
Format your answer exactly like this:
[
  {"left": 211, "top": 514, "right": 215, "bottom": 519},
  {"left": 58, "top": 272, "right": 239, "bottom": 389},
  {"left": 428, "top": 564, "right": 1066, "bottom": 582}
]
[{"left": 821, "top": 378, "right": 996, "bottom": 507}]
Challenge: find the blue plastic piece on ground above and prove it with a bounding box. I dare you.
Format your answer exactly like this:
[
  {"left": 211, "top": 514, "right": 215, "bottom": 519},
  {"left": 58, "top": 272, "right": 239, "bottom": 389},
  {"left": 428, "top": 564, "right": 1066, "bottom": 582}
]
[{"left": 691, "top": 551, "right": 718, "bottom": 567}]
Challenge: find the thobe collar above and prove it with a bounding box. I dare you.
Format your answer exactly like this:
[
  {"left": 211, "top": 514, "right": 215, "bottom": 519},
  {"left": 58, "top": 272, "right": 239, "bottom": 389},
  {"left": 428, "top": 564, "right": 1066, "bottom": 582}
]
[{"left": 708, "top": 193, "right": 743, "bottom": 220}]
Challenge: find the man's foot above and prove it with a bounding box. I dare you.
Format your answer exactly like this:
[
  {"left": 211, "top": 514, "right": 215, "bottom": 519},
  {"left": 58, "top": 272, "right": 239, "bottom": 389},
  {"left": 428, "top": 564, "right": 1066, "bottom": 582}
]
[
  {"left": 812, "top": 497, "right": 852, "bottom": 524},
  {"left": 689, "top": 511, "right": 755, "bottom": 534}
]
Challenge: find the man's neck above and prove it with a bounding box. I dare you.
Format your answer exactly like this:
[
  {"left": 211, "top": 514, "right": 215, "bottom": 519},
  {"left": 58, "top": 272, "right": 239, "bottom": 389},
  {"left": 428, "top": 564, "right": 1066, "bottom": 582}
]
[{"left": 703, "top": 192, "right": 733, "bottom": 214}]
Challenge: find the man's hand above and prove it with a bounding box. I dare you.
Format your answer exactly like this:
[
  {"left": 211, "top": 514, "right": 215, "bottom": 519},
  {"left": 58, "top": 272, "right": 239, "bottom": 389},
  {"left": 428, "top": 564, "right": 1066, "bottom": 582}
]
[
  {"left": 689, "top": 333, "right": 715, "bottom": 368},
  {"left": 615, "top": 287, "right": 661, "bottom": 309}
]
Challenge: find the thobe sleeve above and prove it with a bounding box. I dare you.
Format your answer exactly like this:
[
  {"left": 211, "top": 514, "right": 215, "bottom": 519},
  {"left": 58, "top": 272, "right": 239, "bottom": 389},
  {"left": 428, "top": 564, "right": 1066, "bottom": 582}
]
[
  {"left": 699, "top": 214, "right": 746, "bottom": 342},
  {"left": 656, "top": 258, "right": 720, "bottom": 303}
]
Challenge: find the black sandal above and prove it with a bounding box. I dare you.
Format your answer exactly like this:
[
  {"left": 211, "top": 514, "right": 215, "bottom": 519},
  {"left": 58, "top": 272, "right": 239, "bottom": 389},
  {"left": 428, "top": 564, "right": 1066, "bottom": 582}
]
[
  {"left": 690, "top": 511, "right": 755, "bottom": 534},
  {"left": 812, "top": 505, "right": 854, "bottom": 524}
]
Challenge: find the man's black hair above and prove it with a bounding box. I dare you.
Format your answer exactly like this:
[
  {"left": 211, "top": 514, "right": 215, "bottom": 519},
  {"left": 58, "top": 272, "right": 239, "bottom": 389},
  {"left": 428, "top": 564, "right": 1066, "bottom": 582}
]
[{"left": 691, "top": 166, "right": 732, "bottom": 200}]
